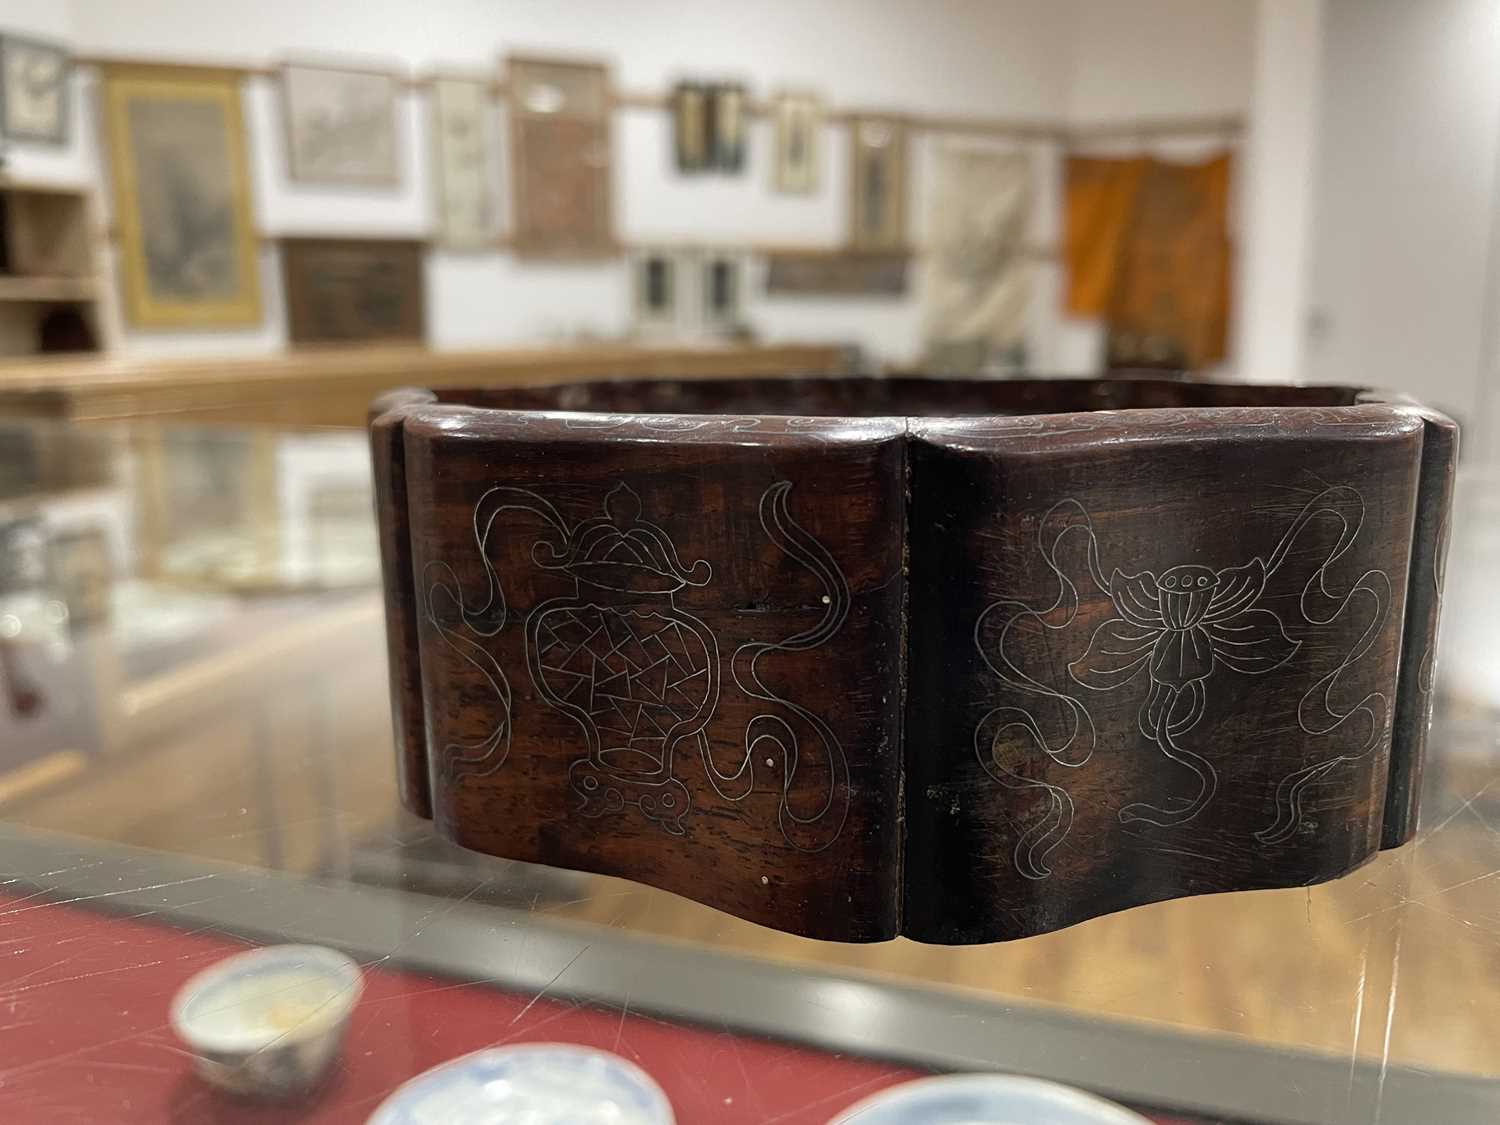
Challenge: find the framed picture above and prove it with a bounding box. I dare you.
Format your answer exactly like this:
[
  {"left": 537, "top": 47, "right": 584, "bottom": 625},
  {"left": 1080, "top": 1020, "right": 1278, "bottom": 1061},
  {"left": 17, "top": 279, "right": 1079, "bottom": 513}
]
[
  {"left": 281, "top": 237, "right": 425, "bottom": 345},
  {"left": 673, "top": 82, "right": 747, "bottom": 174},
  {"left": 772, "top": 92, "right": 820, "bottom": 193},
  {"left": 701, "top": 250, "right": 744, "bottom": 331},
  {"left": 0, "top": 34, "right": 69, "bottom": 145},
  {"left": 99, "top": 64, "right": 261, "bottom": 327},
  {"left": 765, "top": 249, "right": 908, "bottom": 296},
  {"left": 672, "top": 82, "right": 709, "bottom": 173},
  {"left": 507, "top": 55, "right": 613, "bottom": 258},
  {"left": 632, "top": 248, "right": 681, "bottom": 334},
  {"left": 848, "top": 116, "right": 908, "bottom": 251},
  {"left": 709, "top": 84, "right": 747, "bottom": 172},
  {"left": 431, "top": 75, "right": 497, "bottom": 248},
  {"left": 281, "top": 62, "right": 400, "bottom": 186}
]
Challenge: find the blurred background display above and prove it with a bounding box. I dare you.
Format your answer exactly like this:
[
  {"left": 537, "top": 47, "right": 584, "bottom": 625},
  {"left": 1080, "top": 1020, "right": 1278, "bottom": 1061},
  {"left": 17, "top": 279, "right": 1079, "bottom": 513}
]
[
  {"left": 0, "top": 0, "right": 1485, "bottom": 446},
  {"left": 1, "top": 3, "right": 1499, "bottom": 1122}
]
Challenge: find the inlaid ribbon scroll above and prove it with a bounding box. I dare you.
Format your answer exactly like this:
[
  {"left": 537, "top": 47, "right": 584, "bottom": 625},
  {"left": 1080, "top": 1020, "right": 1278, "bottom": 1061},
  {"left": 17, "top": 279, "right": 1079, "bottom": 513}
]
[
  {"left": 974, "top": 485, "right": 1391, "bottom": 880},
  {"left": 423, "top": 479, "right": 851, "bottom": 852}
]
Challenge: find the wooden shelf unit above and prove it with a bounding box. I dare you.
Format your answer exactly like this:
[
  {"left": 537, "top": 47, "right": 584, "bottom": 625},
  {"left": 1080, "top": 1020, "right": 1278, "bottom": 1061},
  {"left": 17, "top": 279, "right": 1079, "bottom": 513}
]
[{"left": 0, "top": 181, "right": 104, "bottom": 358}]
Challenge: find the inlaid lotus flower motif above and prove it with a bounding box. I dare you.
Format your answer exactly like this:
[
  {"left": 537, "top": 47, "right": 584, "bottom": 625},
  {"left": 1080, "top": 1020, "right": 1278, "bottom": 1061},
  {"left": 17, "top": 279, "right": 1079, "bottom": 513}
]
[
  {"left": 975, "top": 485, "right": 1390, "bottom": 878},
  {"left": 1070, "top": 560, "right": 1299, "bottom": 692},
  {"left": 1063, "top": 557, "right": 1301, "bottom": 829}
]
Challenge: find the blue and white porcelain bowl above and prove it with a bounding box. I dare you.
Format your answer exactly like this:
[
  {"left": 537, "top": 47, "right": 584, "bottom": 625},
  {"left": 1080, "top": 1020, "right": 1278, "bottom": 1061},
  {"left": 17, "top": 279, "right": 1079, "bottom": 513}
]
[
  {"left": 367, "top": 1042, "right": 674, "bottom": 1125},
  {"left": 170, "top": 944, "right": 363, "bottom": 1099},
  {"left": 828, "top": 1074, "right": 1152, "bottom": 1124}
]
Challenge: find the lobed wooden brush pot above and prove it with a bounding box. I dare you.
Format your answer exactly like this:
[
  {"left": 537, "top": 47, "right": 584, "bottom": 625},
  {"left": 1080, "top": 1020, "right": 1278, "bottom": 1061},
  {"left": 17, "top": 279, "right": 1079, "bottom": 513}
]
[{"left": 370, "top": 376, "right": 1456, "bottom": 943}]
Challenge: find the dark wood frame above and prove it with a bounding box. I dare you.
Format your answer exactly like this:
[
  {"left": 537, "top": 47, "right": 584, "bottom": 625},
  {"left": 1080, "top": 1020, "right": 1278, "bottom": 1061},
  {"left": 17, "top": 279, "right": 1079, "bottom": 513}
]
[
  {"left": 372, "top": 377, "right": 1456, "bottom": 943},
  {"left": 280, "top": 237, "right": 425, "bottom": 346}
]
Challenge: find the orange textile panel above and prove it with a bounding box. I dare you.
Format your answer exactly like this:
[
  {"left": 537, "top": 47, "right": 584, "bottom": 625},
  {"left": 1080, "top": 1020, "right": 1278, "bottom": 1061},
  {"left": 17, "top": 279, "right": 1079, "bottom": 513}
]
[
  {"left": 1063, "top": 155, "right": 1146, "bottom": 317},
  {"left": 1064, "top": 152, "right": 1234, "bottom": 369}
]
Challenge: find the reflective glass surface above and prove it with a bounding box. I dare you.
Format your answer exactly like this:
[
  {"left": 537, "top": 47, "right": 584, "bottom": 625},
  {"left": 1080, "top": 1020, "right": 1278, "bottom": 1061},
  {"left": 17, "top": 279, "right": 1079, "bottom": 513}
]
[{"left": 0, "top": 418, "right": 1495, "bottom": 1124}]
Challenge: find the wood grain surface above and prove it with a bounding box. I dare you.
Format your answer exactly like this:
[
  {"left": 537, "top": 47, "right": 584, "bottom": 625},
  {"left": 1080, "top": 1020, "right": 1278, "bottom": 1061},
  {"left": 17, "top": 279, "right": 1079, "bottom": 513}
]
[{"left": 374, "top": 377, "right": 1457, "bottom": 943}]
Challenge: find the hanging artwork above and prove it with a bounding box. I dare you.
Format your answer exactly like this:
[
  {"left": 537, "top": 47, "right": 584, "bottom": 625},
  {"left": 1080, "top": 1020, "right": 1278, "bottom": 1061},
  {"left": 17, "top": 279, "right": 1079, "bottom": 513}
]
[
  {"left": 282, "top": 63, "right": 400, "bottom": 186},
  {"left": 632, "top": 248, "right": 683, "bottom": 334},
  {"left": 632, "top": 248, "right": 741, "bottom": 335},
  {"left": 672, "top": 82, "right": 709, "bottom": 172},
  {"left": 1107, "top": 154, "right": 1233, "bottom": 370},
  {"left": 700, "top": 250, "right": 744, "bottom": 331},
  {"left": 673, "top": 81, "right": 746, "bottom": 174},
  {"left": 848, "top": 116, "right": 907, "bottom": 251},
  {"left": 0, "top": 33, "right": 69, "bottom": 145},
  {"left": 771, "top": 92, "right": 819, "bottom": 193},
  {"left": 924, "top": 146, "right": 1032, "bottom": 374},
  {"left": 709, "top": 83, "right": 747, "bottom": 172},
  {"left": 765, "top": 250, "right": 908, "bottom": 296},
  {"left": 99, "top": 63, "right": 260, "bottom": 328},
  {"left": 280, "top": 237, "right": 424, "bottom": 345},
  {"left": 1062, "top": 156, "right": 1146, "bottom": 317},
  {"left": 507, "top": 55, "right": 613, "bottom": 258},
  {"left": 431, "top": 76, "right": 496, "bottom": 248},
  {"left": 1063, "top": 153, "right": 1233, "bottom": 370}
]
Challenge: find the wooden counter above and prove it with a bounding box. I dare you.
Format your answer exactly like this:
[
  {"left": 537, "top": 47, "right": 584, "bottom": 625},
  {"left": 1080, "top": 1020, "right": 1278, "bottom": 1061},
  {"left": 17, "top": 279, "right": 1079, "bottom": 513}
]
[{"left": 0, "top": 342, "right": 847, "bottom": 427}]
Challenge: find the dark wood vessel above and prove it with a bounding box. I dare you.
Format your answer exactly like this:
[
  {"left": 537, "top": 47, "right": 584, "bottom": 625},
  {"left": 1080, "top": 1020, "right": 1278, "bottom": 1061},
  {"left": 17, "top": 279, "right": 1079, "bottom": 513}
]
[{"left": 371, "top": 377, "right": 1456, "bottom": 943}]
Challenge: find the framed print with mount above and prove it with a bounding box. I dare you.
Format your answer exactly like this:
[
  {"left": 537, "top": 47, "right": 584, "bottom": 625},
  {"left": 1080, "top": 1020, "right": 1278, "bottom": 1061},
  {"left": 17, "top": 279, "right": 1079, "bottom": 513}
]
[
  {"left": 771, "top": 91, "right": 820, "bottom": 194},
  {"left": 430, "top": 74, "right": 497, "bottom": 249},
  {"left": 506, "top": 55, "right": 613, "bottom": 258},
  {"left": 0, "top": 33, "right": 69, "bottom": 145},
  {"left": 700, "top": 248, "right": 744, "bottom": 332},
  {"left": 848, "top": 115, "right": 908, "bottom": 251},
  {"left": 98, "top": 63, "right": 260, "bottom": 328},
  {"left": 281, "top": 62, "right": 400, "bottom": 187},
  {"left": 280, "top": 237, "right": 424, "bottom": 346},
  {"left": 672, "top": 82, "right": 709, "bottom": 173},
  {"left": 710, "top": 83, "right": 747, "bottom": 172},
  {"left": 631, "top": 247, "right": 683, "bottom": 335}
]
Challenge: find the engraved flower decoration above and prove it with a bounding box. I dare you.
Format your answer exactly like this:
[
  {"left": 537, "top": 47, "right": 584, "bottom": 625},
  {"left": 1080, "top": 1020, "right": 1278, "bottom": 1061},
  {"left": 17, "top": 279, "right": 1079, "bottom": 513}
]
[{"left": 1070, "top": 560, "right": 1299, "bottom": 693}]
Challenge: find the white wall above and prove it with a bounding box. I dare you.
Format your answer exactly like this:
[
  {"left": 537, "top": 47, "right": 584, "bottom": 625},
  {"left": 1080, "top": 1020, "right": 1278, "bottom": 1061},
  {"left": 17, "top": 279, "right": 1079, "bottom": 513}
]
[
  {"left": 2, "top": 0, "right": 1077, "bottom": 366},
  {"left": 1064, "top": 0, "right": 1255, "bottom": 125},
  {"left": 2, "top": 0, "right": 1308, "bottom": 379},
  {"left": 1303, "top": 0, "right": 1500, "bottom": 440},
  {"left": 1234, "top": 0, "right": 1324, "bottom": 385},
  {"left": 1055, "top": 0, "right": 1256, "bottom": 374}
]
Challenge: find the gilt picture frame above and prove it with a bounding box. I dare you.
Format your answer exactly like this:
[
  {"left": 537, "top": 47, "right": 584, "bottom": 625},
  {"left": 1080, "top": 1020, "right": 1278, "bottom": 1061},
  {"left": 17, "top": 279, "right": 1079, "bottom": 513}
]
[
  {"left": 281, "top": 62, "right": 400, "bottom": 187},
  {"left": 99, "top": 63, "right": 261, "bottom": 328},
  {"left": 0, "top": 33, "right": 70, "bottom": 145}
]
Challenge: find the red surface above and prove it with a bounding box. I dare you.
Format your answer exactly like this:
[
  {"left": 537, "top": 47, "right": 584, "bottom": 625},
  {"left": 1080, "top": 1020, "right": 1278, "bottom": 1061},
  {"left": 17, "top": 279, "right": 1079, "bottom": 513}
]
[
  {"left": 0, "top": 890, "right": 1198, "bottom": 1124},
  {"left": 0, "top": 887, "right": 917, "bottom": 1123}
]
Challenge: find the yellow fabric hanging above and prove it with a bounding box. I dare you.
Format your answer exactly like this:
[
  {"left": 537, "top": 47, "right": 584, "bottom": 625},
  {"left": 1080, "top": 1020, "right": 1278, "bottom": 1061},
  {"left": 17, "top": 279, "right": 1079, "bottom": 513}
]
[
  {"left": 1063, "top": 155, "right": 1147, "bottom": 317},
  {"left": 1064, "top": 152, "right": 1233, "bottom": 369}
]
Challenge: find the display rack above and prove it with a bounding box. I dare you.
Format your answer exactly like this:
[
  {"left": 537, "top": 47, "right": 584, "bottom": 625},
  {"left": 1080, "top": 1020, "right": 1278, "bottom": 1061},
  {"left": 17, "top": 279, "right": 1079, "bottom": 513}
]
[{"left": 0, "top": 177, "right": 105, "bottom": 357}]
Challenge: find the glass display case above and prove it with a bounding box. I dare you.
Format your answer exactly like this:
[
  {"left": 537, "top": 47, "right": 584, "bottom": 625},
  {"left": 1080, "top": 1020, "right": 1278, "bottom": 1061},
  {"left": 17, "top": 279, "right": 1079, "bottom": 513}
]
[{"left": 0, "top": 416, "right": 1495, "bottom": 1123}]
